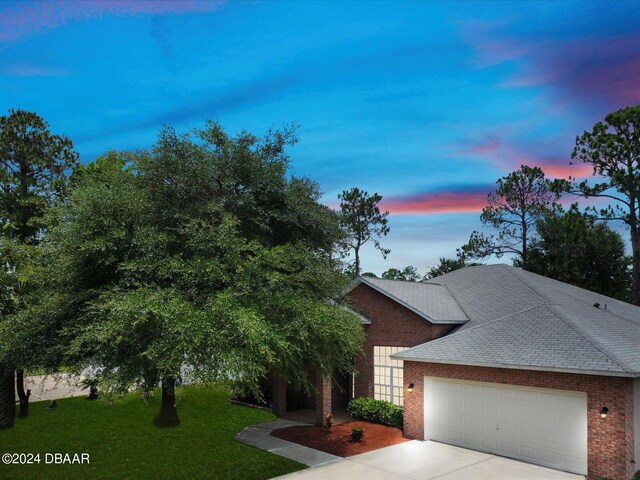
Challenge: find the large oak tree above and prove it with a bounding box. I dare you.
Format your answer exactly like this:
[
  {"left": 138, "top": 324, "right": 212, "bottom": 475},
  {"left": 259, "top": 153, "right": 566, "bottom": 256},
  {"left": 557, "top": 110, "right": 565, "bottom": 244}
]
[{"left": 2, "top": 122, "right": 363, "bottom": 425}]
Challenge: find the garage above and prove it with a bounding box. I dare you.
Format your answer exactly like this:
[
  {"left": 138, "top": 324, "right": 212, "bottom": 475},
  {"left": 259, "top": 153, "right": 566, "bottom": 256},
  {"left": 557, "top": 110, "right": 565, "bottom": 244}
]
[{"left": 423, "top": 377, "right": 587, "bottom": 475}]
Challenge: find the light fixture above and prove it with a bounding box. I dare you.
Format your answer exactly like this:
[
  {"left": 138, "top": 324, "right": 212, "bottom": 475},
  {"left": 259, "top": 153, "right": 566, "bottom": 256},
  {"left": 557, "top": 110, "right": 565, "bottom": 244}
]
[
  {"left": 408, "top": 382, "right": 414, "bottom": 393},
  {"left": 600, "top": 406, "right": 609, "bottom": 419}
]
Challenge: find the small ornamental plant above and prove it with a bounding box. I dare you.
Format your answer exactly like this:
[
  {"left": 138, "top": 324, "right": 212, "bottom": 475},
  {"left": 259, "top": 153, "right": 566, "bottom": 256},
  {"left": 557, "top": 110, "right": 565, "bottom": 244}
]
[
  {"left": 324, "top": 412, "right": 334, "bottom": 429},
  {"left": 351, "top": 425, "right": 364, "bottom": 442}
]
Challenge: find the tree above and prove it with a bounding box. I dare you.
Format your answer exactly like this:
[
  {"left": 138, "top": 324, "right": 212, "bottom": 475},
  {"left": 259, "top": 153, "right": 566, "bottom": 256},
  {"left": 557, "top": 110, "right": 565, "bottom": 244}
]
[
  {"left": 526, "top": 206, "right": 631, "bottom": 300},
  {"left": 0, "top": 109, "right": 78, "bottom": 425},
  {"left": 0, "top": 110, "right": 78, "bottom": 241},
  {"left": 8, "top": 123, "right": 364, "bottom": 425},
  {"left": 338, "top": 187, "right": 390, "bottom": 277},
  {"left": 381, "top": 266, "right": 420, "bottom": 281},
  {"left": 563, "top": 106, "right": 640, "bottom": 304},
  {"left": 459, "top": 165, "right": 560, "bottom": 266},
  {"left": 424, "top": 257, "right": 479, "bottom": 280}
]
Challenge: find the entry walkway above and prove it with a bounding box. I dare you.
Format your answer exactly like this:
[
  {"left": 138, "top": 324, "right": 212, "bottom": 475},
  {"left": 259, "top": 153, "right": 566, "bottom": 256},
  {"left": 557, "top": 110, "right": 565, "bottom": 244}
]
[
  {"left": 235, "top": 418, "right": 341, "bottom": 467},
  {"left": 272, "top": 440, "right": 585, "bottom": 480}
]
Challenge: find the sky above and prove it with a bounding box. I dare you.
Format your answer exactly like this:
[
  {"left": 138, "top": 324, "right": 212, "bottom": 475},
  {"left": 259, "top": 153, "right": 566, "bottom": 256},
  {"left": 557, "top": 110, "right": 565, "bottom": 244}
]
[{"left": 1, "top": 0, "right": 639, "bottom": 275}]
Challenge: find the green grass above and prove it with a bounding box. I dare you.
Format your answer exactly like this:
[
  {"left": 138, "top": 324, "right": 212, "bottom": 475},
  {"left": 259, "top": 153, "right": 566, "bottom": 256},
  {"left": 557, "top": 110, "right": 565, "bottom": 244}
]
[{"left": 0, "top": 385, "right": 305, "bottom": 480}]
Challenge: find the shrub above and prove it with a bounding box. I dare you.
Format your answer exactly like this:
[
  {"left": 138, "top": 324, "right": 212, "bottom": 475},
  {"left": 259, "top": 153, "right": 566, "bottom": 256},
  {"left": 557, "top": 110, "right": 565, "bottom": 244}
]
[
  {"left": 351, "top": 425, "right": 364, "bottom": 442},
  {"left": 347, "top": 397, "right": 403, "bottom": 428}
]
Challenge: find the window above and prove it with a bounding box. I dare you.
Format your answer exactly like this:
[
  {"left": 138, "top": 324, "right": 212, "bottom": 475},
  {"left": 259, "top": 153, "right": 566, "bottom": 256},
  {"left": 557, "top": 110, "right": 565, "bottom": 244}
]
[{"left": 373, "top": 346, "right": 409, "bottom": 406}]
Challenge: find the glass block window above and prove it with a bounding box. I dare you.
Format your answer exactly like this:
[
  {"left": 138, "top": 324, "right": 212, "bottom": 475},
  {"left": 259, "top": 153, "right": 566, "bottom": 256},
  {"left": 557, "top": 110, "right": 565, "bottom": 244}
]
[{"left": 373, "top": 346, "right": 409, "bottom": 406}]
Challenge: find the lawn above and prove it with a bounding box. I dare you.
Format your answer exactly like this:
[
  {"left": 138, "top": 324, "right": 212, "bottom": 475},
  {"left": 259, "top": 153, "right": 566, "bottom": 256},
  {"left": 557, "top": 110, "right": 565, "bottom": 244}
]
[{"left": 0, "top": 384, "right": 305, "bottom": 480}]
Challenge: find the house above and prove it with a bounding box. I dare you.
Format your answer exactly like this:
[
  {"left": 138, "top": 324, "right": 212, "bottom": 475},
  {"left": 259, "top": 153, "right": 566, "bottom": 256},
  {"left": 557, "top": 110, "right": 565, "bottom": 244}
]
[{"left": 273, "top": 264, "right": 640, "bottom": 479}]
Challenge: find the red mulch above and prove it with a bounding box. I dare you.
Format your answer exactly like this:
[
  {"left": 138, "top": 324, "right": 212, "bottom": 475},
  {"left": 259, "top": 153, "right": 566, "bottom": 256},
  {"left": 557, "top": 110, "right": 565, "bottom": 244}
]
[{"left": 271, "top": 421, "right": 409, "bottom": 457}]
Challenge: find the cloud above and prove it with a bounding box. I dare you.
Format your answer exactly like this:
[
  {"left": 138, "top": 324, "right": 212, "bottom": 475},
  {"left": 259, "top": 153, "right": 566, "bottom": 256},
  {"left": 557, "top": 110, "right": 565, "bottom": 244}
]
[
  {"left": 1, "top": 62, "right": 71, "bottom": 77},
  {"left": 454, "top": 135, "right": 501, "bottom": 155},
  {"left": 0, "top": 0, "right": 225, "bottom": 44},
  {"left": 460, "top": 18, "right": 640, "bottom": 109},
  {"left": 75, "top": 67, "right": 304, "bottom": 142},
  {"left": 381, "top": 185, "right": 490, "bottom": 215},
  {"left": 453, "top": 135, "right": 593, "bottom": 180},
  {"left": 501, "top": 33, "right": 640, "bottom": 108}
]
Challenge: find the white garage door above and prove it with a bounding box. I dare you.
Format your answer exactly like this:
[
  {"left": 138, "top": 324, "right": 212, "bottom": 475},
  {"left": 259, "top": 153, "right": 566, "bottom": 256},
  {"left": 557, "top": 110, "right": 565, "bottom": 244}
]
[{"left": 424, "top": 377, "right": 587, "bottom": 475}]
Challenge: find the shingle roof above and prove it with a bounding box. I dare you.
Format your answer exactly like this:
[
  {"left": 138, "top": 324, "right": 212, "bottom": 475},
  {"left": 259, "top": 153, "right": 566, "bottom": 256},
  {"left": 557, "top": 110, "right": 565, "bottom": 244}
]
[
  {"left": 348, "top": 276, "right": 469, "bottom": 324},
  {"left": 380, "top": 264, "right": 640, "bottom": 376}
]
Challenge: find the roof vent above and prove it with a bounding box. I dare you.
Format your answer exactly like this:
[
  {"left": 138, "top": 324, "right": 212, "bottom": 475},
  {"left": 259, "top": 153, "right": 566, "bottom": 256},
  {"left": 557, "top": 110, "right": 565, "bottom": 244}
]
[{"left": 593, "top": 303, "right": 601, "bottom": 309}]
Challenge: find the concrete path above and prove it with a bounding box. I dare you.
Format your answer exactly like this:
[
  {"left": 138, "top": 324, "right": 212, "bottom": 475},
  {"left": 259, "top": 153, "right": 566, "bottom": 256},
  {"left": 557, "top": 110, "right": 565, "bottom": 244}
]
[
  {"left": 235, "top": 419, "right": 342, "bottom": 467},
  {"left": 24, "top": 373, "right": 87, "bottom": 402},
  {"left": 272, "top": 440, "right": 585, "bottom": 480}
]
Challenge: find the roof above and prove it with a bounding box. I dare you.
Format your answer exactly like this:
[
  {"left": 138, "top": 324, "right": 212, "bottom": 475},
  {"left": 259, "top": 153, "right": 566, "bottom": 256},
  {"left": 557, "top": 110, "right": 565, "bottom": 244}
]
[
  {"left": 347, "top": 276, "right": 469, "bottom": 324},
  {"left": 367, "top": 264, "right": 640, "bottom": 377}
]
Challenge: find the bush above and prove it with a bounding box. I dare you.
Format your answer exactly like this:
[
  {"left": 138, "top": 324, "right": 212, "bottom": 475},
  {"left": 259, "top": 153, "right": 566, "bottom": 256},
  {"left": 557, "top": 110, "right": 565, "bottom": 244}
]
[
  {"left": 351, "top": 425, "right": 364, "bottom": 442},
  {"left": 347, "top": 397, "right": 403, "bottom": 428}
]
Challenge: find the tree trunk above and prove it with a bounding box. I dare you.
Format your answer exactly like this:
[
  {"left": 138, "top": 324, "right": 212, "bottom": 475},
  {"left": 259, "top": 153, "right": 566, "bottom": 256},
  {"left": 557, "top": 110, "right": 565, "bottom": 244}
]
[
  {"left": 16, "top": 369, "right": 30, "bottom": 417},
  {"left": 521, "top": 221, "right": 528, "bottom": 269},
  {"left": 155, "top": 377, "right": 179, "bottom": 426},
  {"left": 0, "top": 364, "right": 15, "bottom": 428},
  {"left": 630, "top": 221, "right": 640, "bottom": 306},
  {"left": 354, "top": 248, "right": 360, "bottom": 277}
]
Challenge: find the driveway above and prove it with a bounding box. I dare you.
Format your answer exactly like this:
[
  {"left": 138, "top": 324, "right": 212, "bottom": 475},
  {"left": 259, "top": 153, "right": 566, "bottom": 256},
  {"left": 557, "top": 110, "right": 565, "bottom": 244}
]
[{"left": 273, "top": 441, "right": 585, "bottom": 480}]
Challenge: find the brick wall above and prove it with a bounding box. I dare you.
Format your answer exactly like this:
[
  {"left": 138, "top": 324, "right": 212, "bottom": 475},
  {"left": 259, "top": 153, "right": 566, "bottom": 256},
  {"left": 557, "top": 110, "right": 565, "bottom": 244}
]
[
  {"left": 346, "top": 283, "right": 453, "bottom": 398},
  {"left": 403, "top": 361, "right": 635, "bottom": 480}
]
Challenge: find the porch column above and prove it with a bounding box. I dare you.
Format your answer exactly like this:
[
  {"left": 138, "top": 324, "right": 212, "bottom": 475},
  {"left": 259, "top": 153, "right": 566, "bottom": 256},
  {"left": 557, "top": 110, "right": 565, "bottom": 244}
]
[
  {"left": 315, "top": 371, "right": 332, "bottom": 426},
  {"left": 272, "top": 374, "right": 287, "bottom": 417}
]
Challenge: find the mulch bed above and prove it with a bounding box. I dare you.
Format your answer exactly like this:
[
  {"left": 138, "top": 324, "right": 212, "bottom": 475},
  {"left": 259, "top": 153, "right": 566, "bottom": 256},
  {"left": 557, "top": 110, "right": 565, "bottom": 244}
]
[{"left": 271, "top": 420, "right": 409, "bottom": 457}]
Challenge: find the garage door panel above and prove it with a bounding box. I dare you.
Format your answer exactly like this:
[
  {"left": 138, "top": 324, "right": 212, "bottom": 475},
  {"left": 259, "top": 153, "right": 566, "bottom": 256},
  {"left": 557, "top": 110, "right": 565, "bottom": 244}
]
[
  {"left": 424, "top": 377, "right": 587, "bottom": 475},
  {"left": 463, "top": 432, "right": 481, "bottom": 448},
  {"left": 519, "top": 445, "right": 539, "bottom": 461}
]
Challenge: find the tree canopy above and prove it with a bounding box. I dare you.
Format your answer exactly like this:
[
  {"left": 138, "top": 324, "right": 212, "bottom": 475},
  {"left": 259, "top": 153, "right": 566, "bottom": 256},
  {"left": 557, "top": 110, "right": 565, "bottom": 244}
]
[
  {"left": 338, "top": 187, "right": 390, "bottom": 276},
  {"left": 526, "top": 206, "right": 631, "bottom": 301},
  {"left": 381, "top": 266, "right": 420, "bottom": 281},
  {"left": 425, "top": 257, "right": 480, "bottom": 280},
  {"left": 1, "top": 122, "right": 364, "bottom": 423},
  {"left": 0, "top": 109, "right": 79, "bottom": 425},
  {"left": 460, "top": 165, "right": 560, "bottom": 266},
  {"left": 0, "top": 109, "right": 78, "bottom": 243},
  {"left": 562, "top": 105, "right": 640, "bottom": 304}
]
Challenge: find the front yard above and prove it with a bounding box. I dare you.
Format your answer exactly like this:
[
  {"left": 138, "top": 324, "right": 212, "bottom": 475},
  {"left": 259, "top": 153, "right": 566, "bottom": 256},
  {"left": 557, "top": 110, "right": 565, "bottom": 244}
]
[{"left": 0, "top": 384, "right": 305, "bottom": 480}]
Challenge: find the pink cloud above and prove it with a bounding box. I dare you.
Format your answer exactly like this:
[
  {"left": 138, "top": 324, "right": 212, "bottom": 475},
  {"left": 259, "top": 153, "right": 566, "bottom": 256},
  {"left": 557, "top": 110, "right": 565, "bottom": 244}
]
[
  {"left": 0, "top": 0, "right": 225, "bottom": 43},
  {"left": 382, "top": 188, "right": 488, "bottom": 215},
  {"left": 455, "top": 135, "right": 501, "bottom": 155},
  {"left": 461, "top": 21, "right": 640, "bottom": 109},
  {"left": 454, "top": 135, "right": 593, "bottom": 180},
  {"left": 502, "top": 34, "right": 640, "bottom": 108}
]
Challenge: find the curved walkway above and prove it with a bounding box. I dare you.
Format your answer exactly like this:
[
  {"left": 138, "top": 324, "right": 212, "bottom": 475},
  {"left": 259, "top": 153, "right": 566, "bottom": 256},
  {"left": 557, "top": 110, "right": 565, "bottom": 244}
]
[{"left": 235, "top": 418, "right": 342, "bottom": 467}]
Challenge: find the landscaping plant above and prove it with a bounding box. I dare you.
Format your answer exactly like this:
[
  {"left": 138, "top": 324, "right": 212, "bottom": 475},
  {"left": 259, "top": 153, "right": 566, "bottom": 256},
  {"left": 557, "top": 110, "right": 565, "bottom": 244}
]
[
  {"left": 347, "top": 397, "right": 403, "bottom": 429},
  {"left": 324, "top": 412, "right": 334, "bottom": 429},
  {"left": 350, "top": 425, "right": 364, "bottom": 442}
]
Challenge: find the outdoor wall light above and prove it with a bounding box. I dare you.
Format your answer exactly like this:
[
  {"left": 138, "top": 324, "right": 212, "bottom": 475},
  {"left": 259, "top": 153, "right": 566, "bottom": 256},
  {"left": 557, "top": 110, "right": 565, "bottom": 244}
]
[
  {"left": 408, "top": 382, "right": 414, "bottom": 393},
  {"left": 600, "top": 406, "right": 609, "bottom": 419}
]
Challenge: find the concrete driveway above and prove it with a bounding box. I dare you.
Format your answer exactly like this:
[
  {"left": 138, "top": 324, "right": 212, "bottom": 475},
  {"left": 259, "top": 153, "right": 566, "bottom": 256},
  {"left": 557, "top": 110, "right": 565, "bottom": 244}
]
[{"left": 274, "top": 441, "right": 585, "bottom": 480}]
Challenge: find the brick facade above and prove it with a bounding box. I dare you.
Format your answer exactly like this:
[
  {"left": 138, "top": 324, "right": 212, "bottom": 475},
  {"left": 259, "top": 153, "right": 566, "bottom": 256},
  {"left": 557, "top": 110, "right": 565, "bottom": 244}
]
[
  {"left": 346, "top": 283, "right": 454, "bottom": 398},
  {"left": 315, "top": 371, "right": 332, "bottom": 426},
  {"left": 403, "top": 361, "right": 636, "bottom": 480}
]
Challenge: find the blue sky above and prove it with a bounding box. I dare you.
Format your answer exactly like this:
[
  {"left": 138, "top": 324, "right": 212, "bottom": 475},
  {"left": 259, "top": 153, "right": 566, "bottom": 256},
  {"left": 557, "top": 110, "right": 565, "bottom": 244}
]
[{"left": 1, "top": 0, "right": 639, "bottom": 275}]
